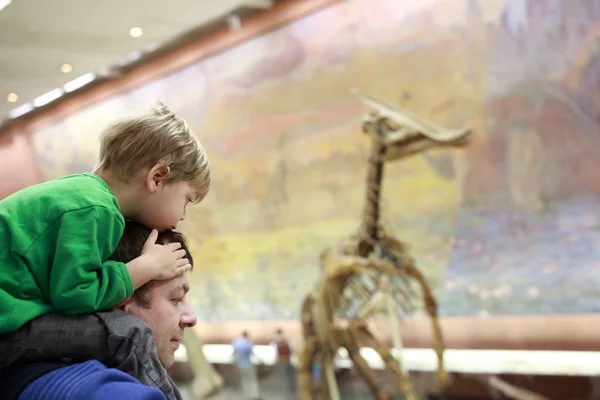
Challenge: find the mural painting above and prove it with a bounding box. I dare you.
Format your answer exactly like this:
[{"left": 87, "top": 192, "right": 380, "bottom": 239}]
[{"left": 31, "top": 0, "right": 600, "bottom": 319}]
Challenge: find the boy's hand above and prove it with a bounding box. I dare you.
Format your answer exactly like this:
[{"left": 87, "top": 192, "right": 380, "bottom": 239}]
[{"left": 141, "top": 229, "right": 191, "bottom": 280}]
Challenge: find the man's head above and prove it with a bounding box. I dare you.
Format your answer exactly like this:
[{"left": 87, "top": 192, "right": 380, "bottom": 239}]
[
  {"left": 109, "top": 222, "right": 198, "bottom": 367},
  {"left": 94, "top": 102, "right": 211, "bottom": 230}
]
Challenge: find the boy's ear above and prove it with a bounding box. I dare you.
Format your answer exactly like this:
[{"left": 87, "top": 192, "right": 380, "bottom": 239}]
[{"left": 146, "top": 164, "right": 170, "bottom": 192}]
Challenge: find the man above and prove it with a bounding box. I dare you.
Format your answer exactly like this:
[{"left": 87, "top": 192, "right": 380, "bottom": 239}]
[
  {"left": 0, "top": 223, "right": 198, "bottom": 400},
  {"left": 232, "top": 331, "right": 261, "bottom": 400},
  {"left": 270, "top": 328, "right": 296, "bottom": 397}
]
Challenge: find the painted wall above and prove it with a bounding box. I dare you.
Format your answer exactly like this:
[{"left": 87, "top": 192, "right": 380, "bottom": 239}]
[
  {"left": 0, "top": 129, "right": 40, "bottom": 199},
  {"left": 30, "top": 0, "right": 600, "bottom": 319}
]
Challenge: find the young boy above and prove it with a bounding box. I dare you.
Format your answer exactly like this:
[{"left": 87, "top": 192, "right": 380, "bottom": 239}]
[{"left": 0, "top": 102, "right": 211, "bottom": 400}]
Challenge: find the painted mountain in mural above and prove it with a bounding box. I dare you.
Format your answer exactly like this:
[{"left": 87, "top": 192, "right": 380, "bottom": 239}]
[{"left": 463, "top": 86, "right": 600, "bottom": 210}]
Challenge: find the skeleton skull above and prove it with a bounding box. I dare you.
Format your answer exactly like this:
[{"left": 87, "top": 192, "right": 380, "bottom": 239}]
[{"left": 353, "top": 90, "right": 471, "bottom": 161}]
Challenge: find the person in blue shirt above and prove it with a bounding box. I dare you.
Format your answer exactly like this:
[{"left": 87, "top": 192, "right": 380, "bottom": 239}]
[
  {"left": 232, "top": 331, "right": 261, "bottom": 400},
  {"left": 0, "top": 222, "right": 198, "bottom": 400}
]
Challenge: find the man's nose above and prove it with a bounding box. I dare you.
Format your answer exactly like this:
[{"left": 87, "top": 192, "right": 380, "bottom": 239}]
[{"left": 180, "top": 305, "right": 197, "bottom": 328}]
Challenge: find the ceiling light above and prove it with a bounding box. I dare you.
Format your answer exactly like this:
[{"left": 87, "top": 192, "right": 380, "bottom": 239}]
[
  {"left": 227, "top": 15, "right": 242, "bottom": 31},
  {"left": 114, "top": 51, "right": 143, "bottom": 68},
  {"left": 63, "top": 72, "right": 96, "bottom": 93},
  {"left": 34, "top": 88, "right": 63, "bottom": 107},
  {"left": 60, "top": 63, "right": 73, "bottom": 73},
  {"left": 129, "top": 26, "right": 143, "bottom": 38},
  {"left": 144, "top": 43, "right": 159, "bottom": 53},
  {"left": 6, "top": 92, "right": 18, "bottom": 103},
  {"left": 0, "top": 0, "right": 12, "bottom": 13},
  {"left": 8, "top": 103, "right": 33, "bottom": 119},
  {"left": 126, "top": 51, "right": 142, "bottom": 62},
  {"left": 244, "top": 0, "right": 273, "bottom": 9}
]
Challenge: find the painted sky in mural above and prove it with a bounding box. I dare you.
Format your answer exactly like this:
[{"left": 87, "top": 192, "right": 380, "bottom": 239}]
[{"left": 32, "top": 0, "right": 600, "bottom": 319}]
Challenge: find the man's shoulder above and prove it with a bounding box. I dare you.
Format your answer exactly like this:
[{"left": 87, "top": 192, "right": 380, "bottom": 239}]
[{"left": 19, "top": 360, "right": 166, "bottom": 400}]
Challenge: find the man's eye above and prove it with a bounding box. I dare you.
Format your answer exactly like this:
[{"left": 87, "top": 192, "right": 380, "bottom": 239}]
[{"left": 172, "top": 298, "right": 183, "bottom": 305}]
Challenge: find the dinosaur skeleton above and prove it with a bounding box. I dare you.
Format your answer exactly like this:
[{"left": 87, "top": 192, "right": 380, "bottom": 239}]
[{"left": 296, "top": 91, "right": 471, "bottom": 400}]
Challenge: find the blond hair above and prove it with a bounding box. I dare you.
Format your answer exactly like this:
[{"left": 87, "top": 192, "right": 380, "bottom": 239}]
[{"left": 94, "top": 102, "right": 210, "bottom": 202}]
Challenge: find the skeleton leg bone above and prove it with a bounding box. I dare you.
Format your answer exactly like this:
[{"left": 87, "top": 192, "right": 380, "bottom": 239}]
[
  {"left": 323, "top": 353, "right": 341, "bottom": 400},
  {"left": 387, "top": 298, "right": 407, "bottom": 375},
  {"left": 316, "top": 355, "right": 330, "bottom": 399},
  {"left": 298, "top": 294, "right": 320, "bottom": 400},
  {"left": 340, "top": 327, "right": 393, "bottom": 400},
  {"left": 296, "top": 336, "right": 319, "bottom": 400},
  {"left": 356, "top": 326, "right": 418, "bottom": 400},
  {"left": 403, "top": 263, "right": 448, "bottom": 390},
  {"left": 488, "top": 376, "right": 550, "bottom": 400}
]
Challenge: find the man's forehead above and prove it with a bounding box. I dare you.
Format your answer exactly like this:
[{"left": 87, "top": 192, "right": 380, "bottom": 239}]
[{"left": 151, "top": 273, "right": 190, "bottom": 294}]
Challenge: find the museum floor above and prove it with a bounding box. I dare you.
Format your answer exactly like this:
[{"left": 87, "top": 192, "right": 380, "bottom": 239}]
[
  {"left": 176, "top": 370, "right": 410, "bottom": 400},
  {"left": 178, "top": 382, "right": 400, "bottom": 400}
]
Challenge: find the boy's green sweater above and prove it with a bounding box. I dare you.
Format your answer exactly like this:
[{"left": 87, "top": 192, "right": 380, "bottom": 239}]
[{"left": 0, "top": 173, "right": 134, "bottom": 334}]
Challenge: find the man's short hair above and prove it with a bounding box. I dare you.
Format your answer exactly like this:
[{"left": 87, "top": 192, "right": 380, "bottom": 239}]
[
  {"left": 109, "top": 221, "right": 194, "bottom": 308},
  {"left": 93, "top": 102, "right": 211, "bottom": 203}
]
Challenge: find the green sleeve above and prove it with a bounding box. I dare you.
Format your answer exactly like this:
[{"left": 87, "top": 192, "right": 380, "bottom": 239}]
[{"left": 26, "top": 206, "right": 134, "bottom": 313}]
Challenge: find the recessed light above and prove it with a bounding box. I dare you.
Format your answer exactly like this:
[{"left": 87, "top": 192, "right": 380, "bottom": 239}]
[
  {"left": 60, "top": 63, "right": 73, "bottom": 73},
  {"left": 7, "top": 92, "right": 18, "bottom": 102},
  {"left": 129, "top": 26, "right": 143, "bottom": 38}
]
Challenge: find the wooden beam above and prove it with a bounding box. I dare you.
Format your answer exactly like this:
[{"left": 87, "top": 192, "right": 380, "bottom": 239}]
[{"left": 194, "top": 314, "right": 600, "bottom": 351}]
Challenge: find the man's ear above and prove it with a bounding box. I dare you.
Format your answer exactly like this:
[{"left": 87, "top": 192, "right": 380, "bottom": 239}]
[
  {"left": 146, "top": 164, "right": 170, "bottom": 193},
  {"left": 121, "top": 298, "right": 135, "bottom": 314},
  {"left": 111, "top": 295, "right": 133, "bottom": 312}
]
